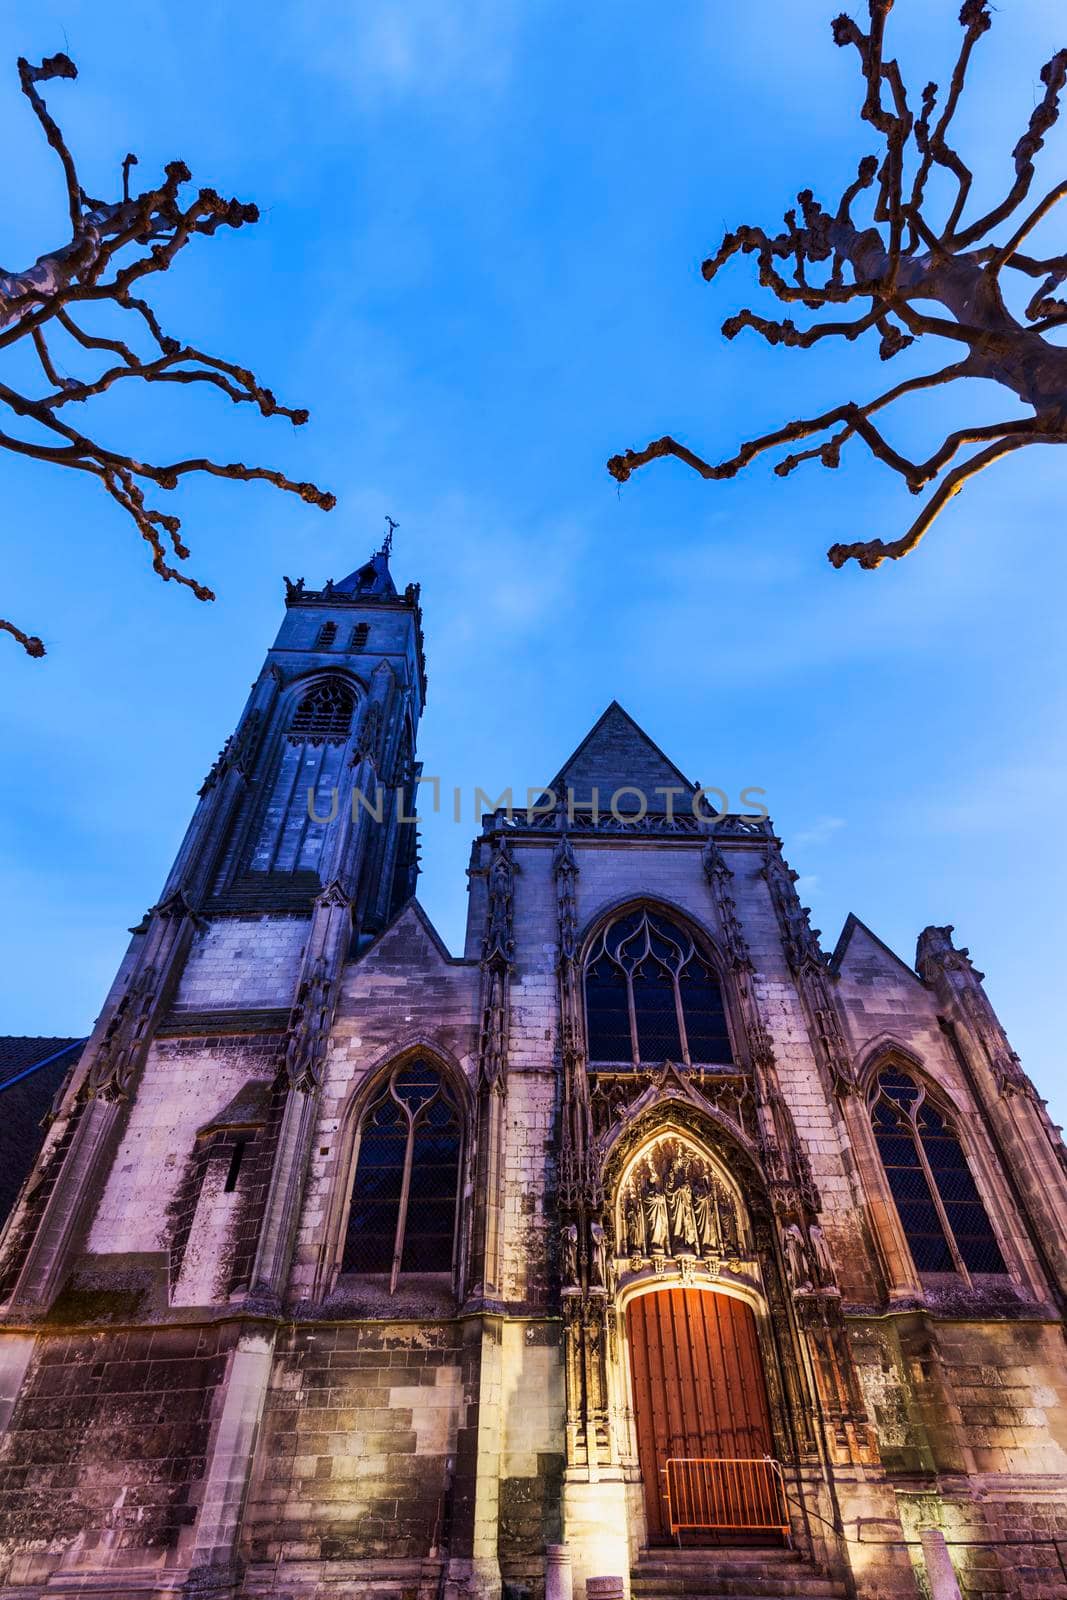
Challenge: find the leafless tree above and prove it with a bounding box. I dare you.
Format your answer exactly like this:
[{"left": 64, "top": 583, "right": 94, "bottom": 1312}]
[
  {"left": 608, "top": 2, "right": 1067, "bottom": 572},
  {"left": 1, "top": 54, "right": 334, "bottom": 658}
]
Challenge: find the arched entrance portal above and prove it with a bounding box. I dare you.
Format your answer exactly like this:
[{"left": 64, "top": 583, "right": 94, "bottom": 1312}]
[{"left": 626, "top": 1287, "right": 778, "bottom": 1545}]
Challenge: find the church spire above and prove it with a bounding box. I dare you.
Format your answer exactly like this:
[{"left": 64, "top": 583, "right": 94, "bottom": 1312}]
[{"left": 333, "top": 516, "right": 398, "bottom": 598}]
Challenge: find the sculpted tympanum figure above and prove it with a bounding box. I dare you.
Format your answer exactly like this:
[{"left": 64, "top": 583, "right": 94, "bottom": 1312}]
[
  {"left": 692, "top": 1173, "right": 718, "bottom": 1255},
  {"left": 623, "top": 1188, "right": 646, "bottom": 1257},
  {"left": 667, "top": 1159, "right": 699, "bottom": 1254},
  {"left": 644, "top": 1172, "right": 670, "bottom": 1255}
]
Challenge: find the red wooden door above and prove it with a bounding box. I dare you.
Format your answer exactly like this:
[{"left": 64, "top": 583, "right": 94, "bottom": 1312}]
[{"left": 626, "top": 1288, "right": 773, "bottom": 1544}]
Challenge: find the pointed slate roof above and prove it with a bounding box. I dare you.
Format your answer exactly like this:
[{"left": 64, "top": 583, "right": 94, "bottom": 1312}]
[
  {"left": 333, "top": 544, "right": 397, "bottom": 599},
  {"left": 549, "top": 702, "right": 697, "bottom": 811}
]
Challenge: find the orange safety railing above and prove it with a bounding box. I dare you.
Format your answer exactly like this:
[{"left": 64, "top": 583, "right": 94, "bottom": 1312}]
[{"left": 661, "top": 1456, "right": 790, "bottom": 1541}]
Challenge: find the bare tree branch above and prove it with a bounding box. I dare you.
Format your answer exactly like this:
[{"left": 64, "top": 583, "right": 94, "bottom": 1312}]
[
  {"left": 0, "top": 54, "right": 335, "bottom": 657},
  {"left": 608, "top": 2, "right": 1067, "bottom": 571}
]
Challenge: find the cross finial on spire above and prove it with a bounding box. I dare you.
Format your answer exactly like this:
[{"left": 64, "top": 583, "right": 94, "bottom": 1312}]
[{"left": 384, "top": 515, "right": 399, "bottom": 555}]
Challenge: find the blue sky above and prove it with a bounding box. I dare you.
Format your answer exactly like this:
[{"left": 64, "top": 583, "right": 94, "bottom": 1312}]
[{"left": 1, "top": 1, "right": 1064, "bottom": 1124}]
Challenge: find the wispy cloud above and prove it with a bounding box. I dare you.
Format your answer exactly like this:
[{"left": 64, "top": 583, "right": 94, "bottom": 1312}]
[
  {"left": 290, "top": 0, "right": 521, "bottom": 103},
  {"left": 793, "top": 816, "right": 846, "bottom": 848}
]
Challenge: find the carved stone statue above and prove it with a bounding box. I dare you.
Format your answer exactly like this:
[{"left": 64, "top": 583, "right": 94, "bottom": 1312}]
[
  {"left": 715, "top": 1178, "right": 741, "bottom": 1256},
  {"left": 667, "top": 1160, "right": 699, "bottom": 1254},
  {"left": 589, "top": 1221, "right": 607, "bottom": 1290},
  {"left": 562, "top": 1222, "right": 579, "bottom": 1287},
  {"left": 783, "top": 1222, "right": 813, "bottom": 1293},
  {"left": 483, "top": 840, "right": 515, "bottom": 965},
  {"left": 692, "top": 1174, "right": 718, "bottom": 1255},
  {"left": 809, "top": 1222, "right": 836, "bottom": 1288},
  {"left": 644, "top": 1173, "right": 670, "bottom": 1254},
  {"left": 623, "top": 1188, "right": 646, "bottom": 1256}
]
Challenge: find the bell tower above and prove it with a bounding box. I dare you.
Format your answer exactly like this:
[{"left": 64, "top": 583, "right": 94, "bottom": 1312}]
[
  {"left": 167, "top": 527, "right": 425, "bottom": 937},
  {"left": 0, "top": 529, "right": 426, "bottom": 1315}
]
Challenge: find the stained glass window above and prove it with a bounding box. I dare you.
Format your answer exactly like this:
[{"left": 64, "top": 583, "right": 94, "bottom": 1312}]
[
  {"left": 584, "top": 909, "right": 733, "bottom": 1068},
  {"left": 870, "top": 1067, "right": 1006, "bottom": 1278},
  {"left": 342, "top": 1061, "right": 461, "bottom": 1289}
]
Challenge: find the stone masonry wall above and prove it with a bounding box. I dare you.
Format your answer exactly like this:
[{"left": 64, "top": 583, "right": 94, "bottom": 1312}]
[
  {"left": 241, "top": 1322, "right": 462, "bottom": 1566},
  {"left": 0, "top": 1322, "right": 236, "bottom": 1588},
  {"left": 898, "top": 1487, "right": 1067, "bottom": 1600},
  {"left": 88, "top": 1036, "right": 283, "bottom": 1261},
  {"left": 497, "top": 1320, "right": 565, "bottom": 1600},
  {"left": 172, "top": 916, "right": 307, "bottom": 1012}
]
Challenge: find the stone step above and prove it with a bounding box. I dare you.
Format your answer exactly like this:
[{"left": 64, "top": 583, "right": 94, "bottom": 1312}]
[
  {"left": 631, "top": 1556, "right": 847, "bottom": 1600},
  {"left": 635, "top": 1549, "right": 800, "bottom": 1568},
  {"left": 632, "top": 1583, "right": 844, "bottom": 1595},
  {"left": 632, "top": 1584, "right": 845, "bottom": 1599},
  {"left": 630, "top": 1587, "right": 844, "bottom": 1600}
]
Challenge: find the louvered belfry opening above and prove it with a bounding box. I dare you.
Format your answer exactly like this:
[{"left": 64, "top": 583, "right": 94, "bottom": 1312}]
[
  {"left": 626, "top": 1288, "right": 777, "bottom": 1546},
  {"left": 247, "top": 678, "right": 356, "bottom": 878},
  {"left": 289, "top": 679, "right": 354, "bottom": 741}
]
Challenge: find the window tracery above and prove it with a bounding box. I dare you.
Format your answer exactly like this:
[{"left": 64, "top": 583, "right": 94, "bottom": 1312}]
[
  {"left": 869, "top": 1067, "right": 1006, "bottom": 1277},
  {"left": 288, "top": 678, "right": 354, "bottom": 744},
  {"left": 584, "top": 908, "right": 732, "bottom": 1068},
  {"left": 342, "top": 1060, "right": 462, "bottom": 1293}
]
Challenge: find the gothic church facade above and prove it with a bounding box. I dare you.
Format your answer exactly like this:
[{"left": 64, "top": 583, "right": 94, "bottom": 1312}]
[{"left": 0, "top": 542, "right": 1065, "bottom": 1600}]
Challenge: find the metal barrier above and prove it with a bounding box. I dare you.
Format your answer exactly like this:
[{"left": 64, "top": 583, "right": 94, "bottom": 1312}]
[{"left": 661, "top": 1457, "right": 790, "bottom": 1541}]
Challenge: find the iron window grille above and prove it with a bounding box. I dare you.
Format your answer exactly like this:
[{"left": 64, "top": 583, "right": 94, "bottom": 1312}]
[
  {"left": 870, "top": 1067, "right": 1007, "bottom": 1279},
  {"left": 342, "top": 1061, "right": 462, "bottom": 1292}
]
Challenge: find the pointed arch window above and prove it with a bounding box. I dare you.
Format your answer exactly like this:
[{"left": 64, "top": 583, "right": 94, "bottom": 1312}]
[
  {"left": 870, "top": 1068, "right": 1006, "bottom": 1277},
  {"left": 342, "top": 1061, "right": 462, "bottom": 1291},
  {"left": 584, "top": 908, "right": 732, "bottom": 1069}
]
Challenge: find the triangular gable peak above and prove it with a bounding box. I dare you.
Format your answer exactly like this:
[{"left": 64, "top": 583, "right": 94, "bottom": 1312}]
[
  {"left": 598, "top": 1062, "right": 758, "bottom": 1150},
  {"left": 354, "top": 898, "right": 466, "bottom": 970},
  {"left": 548, "top": 702, "right": 697, "bottom": 812},
  {"left": 830, "top": 913, "right": 924, "bottom": 987}
]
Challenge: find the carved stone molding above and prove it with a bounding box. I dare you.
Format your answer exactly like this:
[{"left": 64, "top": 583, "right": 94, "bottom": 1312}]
[
  {"left": 284, "top": 955, "right": 333, "bottom": 1095},
  {"left": 615, "top": 1132, "right": 746, "bottom": 1268}
]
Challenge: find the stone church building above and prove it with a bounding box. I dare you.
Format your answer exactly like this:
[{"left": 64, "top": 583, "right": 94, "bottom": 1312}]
[{"left": 0, "top": 539, "right": 1065, "bottom": 1600}]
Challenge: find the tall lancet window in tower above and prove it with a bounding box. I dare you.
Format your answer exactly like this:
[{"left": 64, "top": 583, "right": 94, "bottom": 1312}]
[
  {"left": 584, "top": 908, "right": 733, "bottom": 1068},
  {"left": 249, "top": 678, "right": 355, "bottom": 876},
  {"left": 870, "top": 1068, "right": 1006, "bottom": 1277},
  {"left": 342, "top": 1061, "right": 462, "bottom": 1291}
]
